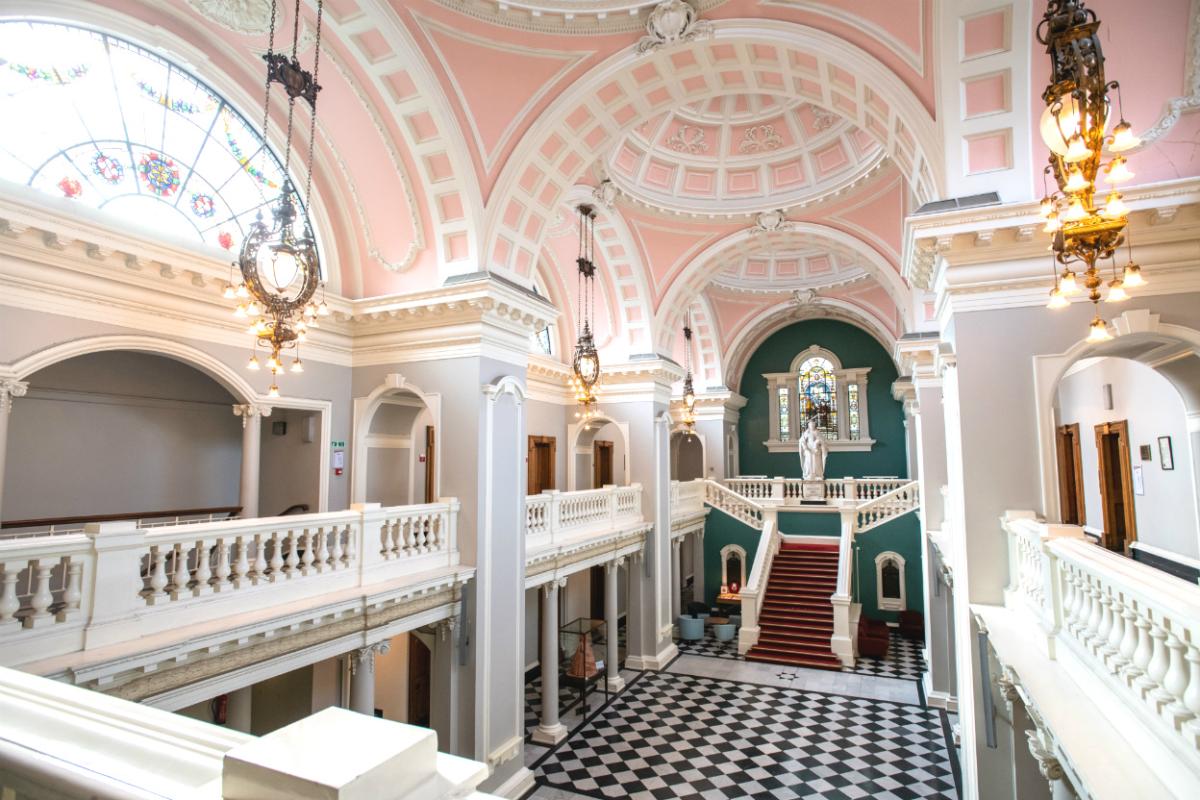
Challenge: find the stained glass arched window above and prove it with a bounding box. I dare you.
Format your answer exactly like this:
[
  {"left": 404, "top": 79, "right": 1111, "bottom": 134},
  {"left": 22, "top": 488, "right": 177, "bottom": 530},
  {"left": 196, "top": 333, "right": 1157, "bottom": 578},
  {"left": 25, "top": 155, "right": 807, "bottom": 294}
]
[
  {"left": 0, "top": 20, "right": 311, "bottom": 256},
  {"left": 798, "top": 356, "right": 837, "bottom": 437}
]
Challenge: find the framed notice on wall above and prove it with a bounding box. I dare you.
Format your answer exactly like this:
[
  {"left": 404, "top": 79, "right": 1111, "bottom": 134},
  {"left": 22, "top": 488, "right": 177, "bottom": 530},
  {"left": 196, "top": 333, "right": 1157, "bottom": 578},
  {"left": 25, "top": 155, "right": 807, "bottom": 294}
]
[
  {"left": 1132, "top": 465, "right": 1145, "bottom": 496},
  {"left": 1159, "top": 436, "right": 1175, "bottom": 471}
]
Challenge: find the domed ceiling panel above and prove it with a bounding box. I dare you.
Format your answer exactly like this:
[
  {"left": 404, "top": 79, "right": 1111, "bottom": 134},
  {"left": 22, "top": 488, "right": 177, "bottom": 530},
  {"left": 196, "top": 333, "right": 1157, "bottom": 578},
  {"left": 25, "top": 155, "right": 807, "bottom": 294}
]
[{"left": 606, "top": 95, "right": 885, "bottom": 214}]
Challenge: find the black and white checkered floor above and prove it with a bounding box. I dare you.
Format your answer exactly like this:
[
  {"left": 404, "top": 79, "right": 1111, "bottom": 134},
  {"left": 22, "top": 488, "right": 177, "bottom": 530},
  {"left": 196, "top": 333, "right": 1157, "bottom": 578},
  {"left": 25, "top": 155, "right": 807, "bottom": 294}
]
[
  {"left": 674, "top": 628, "right": 742, "bottom": 660},
  {"left": 535, "top": 669, "right": 957, "bottom": 799}
]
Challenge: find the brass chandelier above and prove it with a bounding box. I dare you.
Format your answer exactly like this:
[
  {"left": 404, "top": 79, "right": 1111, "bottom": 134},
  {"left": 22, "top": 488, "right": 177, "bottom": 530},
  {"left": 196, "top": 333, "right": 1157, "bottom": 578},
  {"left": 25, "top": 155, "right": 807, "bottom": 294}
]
[
  {"left": 569, "top": 204, "right": 601, "bottom": 420},
  {"left": 680, "top": 317, "right": 696, "bottom": 432},
  {"left": 223, "top": 0, "right": 328, "bottom": 397},
  {"left": 1037, "top": 0, "right": 1144, "bottom": 343}
]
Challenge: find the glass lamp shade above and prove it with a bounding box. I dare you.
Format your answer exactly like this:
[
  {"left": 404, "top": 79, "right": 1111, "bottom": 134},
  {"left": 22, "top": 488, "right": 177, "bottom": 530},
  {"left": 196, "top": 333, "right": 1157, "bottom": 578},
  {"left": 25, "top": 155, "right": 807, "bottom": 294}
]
[
  {"left": 576, "top": 351, "right": 599, "bottom": 385},
  {"left": 1087, "top": 317, "right": 1113, "bottom": 343},
  {"left": 1123, "top": 262, "right": 1146, "bottom": 287},
  {"left": 258, "top": 244, "right": 301, "bottom": 293},
  {"left": 1040, "top": 97, "right": 1082, "bottom": 156},
  {"left": 1047, "top": 286, "right": 1069, "bottom": 309},
  {"left": 1109, "top": 121, "right": 1141, "bottom": 153},
  {"left": 1106, "top": 279, "right": 1129, "bottom": 302}
]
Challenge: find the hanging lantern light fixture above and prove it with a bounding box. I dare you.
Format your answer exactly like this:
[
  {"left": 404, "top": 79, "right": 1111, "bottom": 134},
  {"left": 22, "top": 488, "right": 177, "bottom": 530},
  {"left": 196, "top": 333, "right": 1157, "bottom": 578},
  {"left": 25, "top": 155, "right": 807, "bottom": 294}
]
[
  {"left": 681, "top": 316, "right": 697, "bottom": 432},
  {"left": 226, "top": 0, "right": 327, "bottom": 398},
  {"left": 1037, "top": 0, "right": 1145, "bottom": 340},
  {"left": 569, "top": 204, "right": 601, "bottom": 420}
]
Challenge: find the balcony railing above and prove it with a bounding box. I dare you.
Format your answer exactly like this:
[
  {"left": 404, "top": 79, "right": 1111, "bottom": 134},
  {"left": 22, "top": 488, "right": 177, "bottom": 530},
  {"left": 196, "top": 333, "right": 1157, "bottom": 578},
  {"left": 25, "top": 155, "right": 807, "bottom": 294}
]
[
  {"left": 0, "top": 501, "right": 463, "bottom": 668},
  {"left": 1001, "top": 515, "right": 1200, "bottom": 780},
  {"left": 724, "top": 476, "right": 908, "bottom": 506},
  {"left": 525, "top": 485, "right": 644, "bottom": 552}
]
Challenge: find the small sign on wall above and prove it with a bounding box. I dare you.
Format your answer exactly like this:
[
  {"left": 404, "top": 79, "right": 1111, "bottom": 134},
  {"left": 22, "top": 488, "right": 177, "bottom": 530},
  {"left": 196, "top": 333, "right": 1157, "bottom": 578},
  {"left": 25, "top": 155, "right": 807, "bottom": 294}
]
[
  {"left": 332, "top": 448, "right": 345, "bottom": 476},
  {"left": 1132, "top": 465, "right": 1145, "bottom": 496}
]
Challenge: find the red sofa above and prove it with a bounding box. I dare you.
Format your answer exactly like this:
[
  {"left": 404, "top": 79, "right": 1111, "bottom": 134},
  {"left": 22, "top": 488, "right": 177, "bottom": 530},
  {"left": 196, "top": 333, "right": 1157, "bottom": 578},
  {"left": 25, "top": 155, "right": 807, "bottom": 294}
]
[{"left": 858, "top": 617, "right": 890, "bottom": 659}]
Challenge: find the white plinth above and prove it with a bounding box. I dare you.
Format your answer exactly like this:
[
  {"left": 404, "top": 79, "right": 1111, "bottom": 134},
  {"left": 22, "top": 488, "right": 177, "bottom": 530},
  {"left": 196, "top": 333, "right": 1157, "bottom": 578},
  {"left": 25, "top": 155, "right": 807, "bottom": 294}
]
[
  {"left": 222, "top": 706, "right": 488, "bottom": 800},
  {"left": 801, "top": 480, "right": 825, "bottom": 501}
]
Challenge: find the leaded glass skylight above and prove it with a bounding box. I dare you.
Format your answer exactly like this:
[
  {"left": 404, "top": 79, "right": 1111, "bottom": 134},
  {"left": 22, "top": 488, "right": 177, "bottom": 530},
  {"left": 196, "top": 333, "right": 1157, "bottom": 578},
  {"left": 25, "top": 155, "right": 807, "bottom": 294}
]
[{"left": 0, "top": 20, "right": 310, "bottom": 255}]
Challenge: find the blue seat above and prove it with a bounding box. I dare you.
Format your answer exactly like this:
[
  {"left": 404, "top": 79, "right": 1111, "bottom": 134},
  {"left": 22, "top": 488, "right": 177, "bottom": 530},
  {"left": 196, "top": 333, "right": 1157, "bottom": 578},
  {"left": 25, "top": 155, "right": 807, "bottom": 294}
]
[
  {"left": 713, "top": 623, "right": 736, "bottom": 642},
  {"left": 678, "top": 615, "right": 704, "bottom": 641}
]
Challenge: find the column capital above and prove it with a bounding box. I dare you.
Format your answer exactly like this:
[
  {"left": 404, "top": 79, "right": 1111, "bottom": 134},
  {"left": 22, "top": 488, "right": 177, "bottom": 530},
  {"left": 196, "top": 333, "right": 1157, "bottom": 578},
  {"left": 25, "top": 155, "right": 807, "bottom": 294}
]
[
  {"left": 1025, "top": 707, "right": 1066, "bottom": 783},
  {"left": 349, "top": 640, "right": 390, "bottom": 675},
  {"left": 232, "top": 403, "right": 273, "bottom": 423},
  {"left": 0, "top": 379, "right": 28, "bottom": 413},
  {"left": 606, "top": 555, "right": 626, "bottom": 572},
  {"left": 435, "top": 616, "right": 458, "bottom": 641}
]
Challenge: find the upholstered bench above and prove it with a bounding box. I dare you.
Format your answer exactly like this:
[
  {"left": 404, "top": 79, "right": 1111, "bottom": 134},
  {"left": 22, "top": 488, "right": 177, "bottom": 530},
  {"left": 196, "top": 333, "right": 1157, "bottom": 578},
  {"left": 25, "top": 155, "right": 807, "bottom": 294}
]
[
  {"left": 858, "top": 617, "right": 890, "bottom": 659},
  {"left": 712, "top": 623, "right": 736, "bottom": 642},
  {"left": 678, "top": 615, "right": 704, "bottom": 641}
]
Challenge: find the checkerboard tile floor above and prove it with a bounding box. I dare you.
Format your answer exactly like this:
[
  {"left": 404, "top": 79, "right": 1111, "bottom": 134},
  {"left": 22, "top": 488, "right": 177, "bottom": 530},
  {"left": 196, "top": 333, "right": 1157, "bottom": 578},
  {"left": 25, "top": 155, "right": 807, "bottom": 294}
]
[
  {"left": 674, "top": 629, "right": 743, "bottom": 661},
  {"left": 525, "top": 674, "right": 582, "bottom": 737},
  {"left": 536, "top": 669, "right": 957, "bottom": 799},
  {"left": 849, "top": 632, "right": 926, "bottom": 681}
]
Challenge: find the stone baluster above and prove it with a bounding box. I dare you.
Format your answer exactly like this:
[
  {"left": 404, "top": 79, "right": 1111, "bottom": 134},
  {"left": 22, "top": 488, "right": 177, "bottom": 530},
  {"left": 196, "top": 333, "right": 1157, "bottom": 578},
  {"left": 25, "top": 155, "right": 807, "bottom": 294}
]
[
  {"left": 314, "top": 526, "right": 330, "bottom": 571},
  {"left": 268, "top": 531, "right": 284, "bottom": 579},
  {"left": 172, "top": 543, "right": 190, "bottom": 597},
  {"left": 1102, "top": 592, "right": 1126, "bottom": 668},
  {"left": 28, "top": 562, "right": 54, "bottom": 627},
  {"left": 284, "top": 530, "right": 299, "bottom": 575},
  {"left": 343, "top": 524, "right": 356, "bottom": 566},
  {"left": 300, "top": 530, "right": 315, "bottom": 574},
  {"left": 232, "top": 536, "right": 250, "bottom": 587},
  {"left": 148, "top": 548, "right": 169, "bottom": 600},
  {"left": 1181, "top": 645, "right": 1200, "bottom": 743},
  {"left": 1094, "top": 586, "right": 1114, "bottom": 656},
  {"left": 214, "top": 538, "right": 231, "bottom": 589},
  {"left": 1143, "top": 621, "right": 1171, "bottom": 710},
  {"left": 330, "top": 525, "right": 344, "bottom": 569},
  {"left": 0, "top": 562, "right": 21, "bottom": 627},
  {"left": 252, "top": 534, "right": 267, "bottom": 583},
  {"left": 193, "top": 540, "right": 213, "bottom": 594},
  {"left": 1163, "top": 632, "right": 1193, "bottom": 725},
  {"left": 63, "top": 561, "right": 82, "bottom": 610}
]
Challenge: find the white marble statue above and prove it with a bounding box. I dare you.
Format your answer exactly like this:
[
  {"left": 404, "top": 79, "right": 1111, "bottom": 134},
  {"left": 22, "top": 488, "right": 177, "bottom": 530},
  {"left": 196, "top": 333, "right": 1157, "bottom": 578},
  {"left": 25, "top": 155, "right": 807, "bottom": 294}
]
[{"left": 798, "top": 418, "right": 827, "bottom": 480}]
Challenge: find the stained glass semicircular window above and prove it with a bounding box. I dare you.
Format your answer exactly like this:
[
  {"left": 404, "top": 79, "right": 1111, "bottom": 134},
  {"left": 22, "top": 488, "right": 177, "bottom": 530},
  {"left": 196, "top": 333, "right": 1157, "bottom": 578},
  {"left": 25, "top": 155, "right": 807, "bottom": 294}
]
[{"left": 0, "top": 19, "right": 311, "bottom": 256}]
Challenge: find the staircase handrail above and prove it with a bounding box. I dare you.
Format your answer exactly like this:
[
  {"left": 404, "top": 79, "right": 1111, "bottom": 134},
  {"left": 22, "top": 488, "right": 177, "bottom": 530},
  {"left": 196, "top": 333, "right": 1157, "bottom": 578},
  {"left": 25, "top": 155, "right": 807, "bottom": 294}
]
[
  {"left": 854, "top": 480, "right": 920, "bottom": 534},
  {"left": 736, "top": 515, "right": 778, "bottom": 654},
  {"left": 702, "top": 479, "right": 764, "bottom": 528}
]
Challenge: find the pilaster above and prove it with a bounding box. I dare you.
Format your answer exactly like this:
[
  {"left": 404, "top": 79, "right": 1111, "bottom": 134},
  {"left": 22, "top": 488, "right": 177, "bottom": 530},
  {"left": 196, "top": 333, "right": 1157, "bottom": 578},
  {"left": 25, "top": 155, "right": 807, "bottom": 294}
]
[{"left": 0, "top": 379, "right": 28, "bottom": 523}]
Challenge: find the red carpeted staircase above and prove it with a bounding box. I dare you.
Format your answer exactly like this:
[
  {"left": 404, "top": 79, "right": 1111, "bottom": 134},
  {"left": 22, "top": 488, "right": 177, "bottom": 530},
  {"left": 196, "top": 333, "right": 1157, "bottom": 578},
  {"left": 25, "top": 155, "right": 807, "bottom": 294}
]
[{"left": 746, "top": 542, "right": 843, "bottom": 670}]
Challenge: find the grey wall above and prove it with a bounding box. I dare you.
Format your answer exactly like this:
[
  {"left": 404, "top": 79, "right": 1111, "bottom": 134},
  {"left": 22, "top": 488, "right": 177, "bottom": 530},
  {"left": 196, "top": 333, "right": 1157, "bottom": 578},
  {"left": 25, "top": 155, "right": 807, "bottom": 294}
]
[
  {"left": 526, "top": 398, "right": 568, "bottom": 491},
  {"left": 5, "top": 351, "right": 242, "bottom": 520},
  {"left": 0, "top": 306, "right": 354, "bottom": 512},
  {"left": 1056, "top": 356, "right": 1200, "bottom": 557},
  {"left": 259, "top": 408, "right": 322, "bottom": 516}
]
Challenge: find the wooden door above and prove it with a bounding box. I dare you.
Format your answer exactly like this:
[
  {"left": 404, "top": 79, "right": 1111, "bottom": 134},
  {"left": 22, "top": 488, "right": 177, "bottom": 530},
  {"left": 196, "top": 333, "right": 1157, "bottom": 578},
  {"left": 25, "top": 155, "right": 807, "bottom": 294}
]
[
  {"left": 423, "top": 426, "right": 436, "bottom": 504},
  {"left": 1055, "top": 423, "right": 1086, "bottom": 524},
  {"left": 407, "top": 636, "right": 431, "bottom": 727},
  {"left": 589, "top": 565, "right": 605, "bottom": 621},
  {"left": 594, "top": 440, "right": 614, "bottom": 487},
  {"left": 1094, "top": 420, "right": 1137, "bottom": 552},
  {"left": 527, "top": 436, "right": 556, "bottom": 495}
]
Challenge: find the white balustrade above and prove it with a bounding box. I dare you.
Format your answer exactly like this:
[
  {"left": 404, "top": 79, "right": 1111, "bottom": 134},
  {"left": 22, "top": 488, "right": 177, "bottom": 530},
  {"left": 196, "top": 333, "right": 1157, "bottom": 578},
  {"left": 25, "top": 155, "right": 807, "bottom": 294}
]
[
  {"left": 1001, "top": 515, "right": 1200, "bottom": 766},
  {"left": 704, "top": 480, "right": 765, "bottom": 528},
  {"left": 853, "top": 481, "right": 920, "bottom": 533},
  {"left": 524, "top": 484, "right": 645, "bottom": 551},
  {"left": 721, "top": 476, "right": 908, "bottom": 507},
  {"left": 737, "top": 515, "right": 779, "bottom": 655},
  {"left": 0, "top": 502, "right": 463, "bottom": 667}
]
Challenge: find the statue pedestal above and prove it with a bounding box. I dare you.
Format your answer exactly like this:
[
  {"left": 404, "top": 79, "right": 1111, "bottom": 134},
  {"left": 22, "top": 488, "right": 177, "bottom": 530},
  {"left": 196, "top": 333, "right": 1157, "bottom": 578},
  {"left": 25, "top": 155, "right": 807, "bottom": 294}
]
[{"left": 801, "top": 480, "right": 825, "bottom": 502}]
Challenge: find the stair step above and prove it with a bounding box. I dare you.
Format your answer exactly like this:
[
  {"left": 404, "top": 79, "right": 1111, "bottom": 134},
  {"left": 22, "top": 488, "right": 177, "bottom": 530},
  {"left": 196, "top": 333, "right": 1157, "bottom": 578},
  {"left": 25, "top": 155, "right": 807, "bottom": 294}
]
[
  {"left": 746, "top": 651, "right": 842, "bottom": 670},
  {"left": 758, "top": 630, "right": 830, "bottom": 645},
  {"left": 780, "top": 543, "right": 839, "bottom": 553}
]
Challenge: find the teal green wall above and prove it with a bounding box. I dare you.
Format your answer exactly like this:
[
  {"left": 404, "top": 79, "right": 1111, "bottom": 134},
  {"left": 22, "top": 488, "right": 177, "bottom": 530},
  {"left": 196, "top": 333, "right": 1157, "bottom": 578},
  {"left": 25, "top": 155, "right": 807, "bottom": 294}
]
[
  {"left": 702, "top": 510, "right": 761, "bottom": 607},
  {"left": 722, "top": 319, "right": 921, "bottom": 622},
  {"left": 737, "top": 319, "right": 908, "bottom": 480}
]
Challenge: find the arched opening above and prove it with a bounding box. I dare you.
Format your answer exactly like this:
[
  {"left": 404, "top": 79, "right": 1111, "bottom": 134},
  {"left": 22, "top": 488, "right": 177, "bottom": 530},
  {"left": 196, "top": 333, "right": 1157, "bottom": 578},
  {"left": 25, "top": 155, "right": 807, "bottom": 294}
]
[
  {"left": 874, "top": 551, "right": 906, "bottom": 612},
  {"left": 670, "top": 429, "right": 705, "bottom": 482},
  {"left": 567, "top": 417, "right": 630, "bottom": 490},
  {"left": 3, "top": 351, "right": 247, "bottom": 524},
  {"left": 352, "top": 375, "right": 440, "bottom": 507},
  {"left": 719, "top": 544, "right": 747, "bottom": 594},
  {"left": 1052, "top": 355, "right": 1200, "bottom": 558}
]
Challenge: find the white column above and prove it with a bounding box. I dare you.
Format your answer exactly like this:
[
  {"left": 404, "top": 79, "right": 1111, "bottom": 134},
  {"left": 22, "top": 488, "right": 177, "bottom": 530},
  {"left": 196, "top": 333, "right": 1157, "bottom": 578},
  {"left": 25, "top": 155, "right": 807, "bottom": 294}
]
[
  {"left": 605, "top": 558, "right": 625, "bottom": 694},
  {"left": 532, "top": 579, "right": 567, "bottom": 745},
  {"left": 348, "top": 641, "right": 388, "bottom": 716},
  {"left": 233, "top": 404, "right": 271, "bottom": 519},
  {"left": 429, "top": 617, "right": 460, "bottom": 754},
  {"left": 692, "top": 531, "right": 705, "bottom": 607},
  {"left": 226, "top": 685, "right": 253, "bottom": 733},
  {"left": 0, "top": 380, "right": 29, "bottom": 524},
  {"left": 671, "top": 537, "right": 683, "bottom": 622}
]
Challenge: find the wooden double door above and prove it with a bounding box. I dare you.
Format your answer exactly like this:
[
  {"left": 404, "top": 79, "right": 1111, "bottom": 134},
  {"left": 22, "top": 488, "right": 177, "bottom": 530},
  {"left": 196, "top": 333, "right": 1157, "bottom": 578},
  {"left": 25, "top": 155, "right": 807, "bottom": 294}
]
[{"left": 1055, "top": 420, "right": 1138, "bottom": 552}]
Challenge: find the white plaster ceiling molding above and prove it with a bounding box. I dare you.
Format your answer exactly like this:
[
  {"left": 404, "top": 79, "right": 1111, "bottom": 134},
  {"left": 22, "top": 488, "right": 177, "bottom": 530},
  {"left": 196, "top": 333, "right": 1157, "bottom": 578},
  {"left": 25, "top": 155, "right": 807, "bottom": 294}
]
[
  {"left": 431, "top": 0, "right": 724, "bottom": 35},
  {"left": 637, "top": 0, "right": 714, "bottom": 53},
  {"left": 186, "top": 0, "right": 277, "bottom": 34},
  {"left": 1138, "top": 0, "right": 1200, "bottom": 147},
  {"left": 605, "top": 97, "right": 886, "bottom": 215},
  {"left": 708, "top": 241, "right": 872, "bottom": 293},
  {"left": 762, "top": 0, "right": 926, "bottom": 77}
]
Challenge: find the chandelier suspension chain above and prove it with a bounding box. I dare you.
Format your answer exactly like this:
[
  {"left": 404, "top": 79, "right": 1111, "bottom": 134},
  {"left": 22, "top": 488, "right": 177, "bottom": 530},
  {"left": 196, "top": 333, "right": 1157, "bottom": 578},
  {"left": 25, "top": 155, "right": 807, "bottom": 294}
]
[
  {"left": 304, "top": 0, "right": 324, "bottom": 205},
  {"left": 258, "top": 0, "right": 278, "bottom": 191}
]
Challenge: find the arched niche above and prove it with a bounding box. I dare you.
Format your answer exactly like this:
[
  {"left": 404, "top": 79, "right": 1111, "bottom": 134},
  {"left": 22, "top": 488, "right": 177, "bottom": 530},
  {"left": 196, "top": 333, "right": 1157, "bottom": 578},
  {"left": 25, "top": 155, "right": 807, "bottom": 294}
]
[
  {"left": 352, "top": 374, "right": 441, "bottom": 506},
  {"left": 719, "top": 544, "right": 747, "bottom": 592},
  {"left": 1034, "top": 310, "right": 1200, "bottom": 559},
  {"left": 566, "top": 416, "right": 631, "bottom": 490},
  {"left": 874, "top": 551, "right": 906, "bottom": 612},
  {"left": 670, "top": 426, "right": 705, "bottom": 482}
]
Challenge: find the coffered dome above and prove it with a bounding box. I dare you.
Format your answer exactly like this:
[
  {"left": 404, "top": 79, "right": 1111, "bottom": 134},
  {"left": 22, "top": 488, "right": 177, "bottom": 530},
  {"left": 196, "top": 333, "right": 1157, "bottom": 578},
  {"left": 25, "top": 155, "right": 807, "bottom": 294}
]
[
  {"left": 709, "top": 232, "right": 871, "bottom": 292},
  {"left": 605, "top": 96, "right": 885, "bottom": 215}
]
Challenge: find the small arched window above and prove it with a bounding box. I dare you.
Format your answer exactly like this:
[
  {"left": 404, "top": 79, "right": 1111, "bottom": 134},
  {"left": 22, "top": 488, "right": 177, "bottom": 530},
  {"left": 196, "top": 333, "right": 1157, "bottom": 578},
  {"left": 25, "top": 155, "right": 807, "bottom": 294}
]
[
  {"left": 875, "top": 551, "right": 907, "bottom": 611},
  {"left": 0, "top": 20, "right": 314, "bottom": 256}
]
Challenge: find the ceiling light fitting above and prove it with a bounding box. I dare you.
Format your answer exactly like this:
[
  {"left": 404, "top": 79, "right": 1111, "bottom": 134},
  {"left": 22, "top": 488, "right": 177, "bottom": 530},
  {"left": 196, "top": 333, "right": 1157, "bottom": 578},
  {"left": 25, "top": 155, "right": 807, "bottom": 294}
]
[{"left": 570, "top": 204, "right": 601, "bottom": 421}]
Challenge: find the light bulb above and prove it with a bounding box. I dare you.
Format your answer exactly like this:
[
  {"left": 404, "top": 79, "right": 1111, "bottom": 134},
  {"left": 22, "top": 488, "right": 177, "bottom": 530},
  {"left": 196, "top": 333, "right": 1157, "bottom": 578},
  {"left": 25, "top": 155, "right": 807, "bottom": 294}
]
[
  {"left": 1040, "top": 97, "right": 1082, "bottom": 156},
  {"left": 291, "top": 359, "right": 304, "bottom": 373},
  {"left": 1061, "top": 271, "right": 1079, "bottom": 295},
  {"left": 223, "top": 284, "right": 236, "bottom": 300},
  {"left": 1064, "top": 133, "right": 1091, "bottom": 163},
  {"left": 1039, "top": 197, "right": 1055, "bottom": 218},
  {"left": 267, "top": 356, "right": 280, "bottom": 371},
  {"left": 1106, "top": 278, "right": 1128, "bottom": 302},
  {"left": 1043, "top": 212, "right": 1061, "bottom": 233},
  {"left": 268, "top": 384, "right": 280, "bottom": 399},
  {"left": 297, "top": 331, "right": 307, "bottom": 343},
  {"left": 257, "top": 245, "right": 299, "bottom": 292},
  {"left": 246, "top": 324, "right": 259, "bottom": 336},
  {"left": 1064, "top": 168, "right": 1089, "bottom": 194},
  {"left": 1102, "top": 192, "right": 1128, "bottom": 219},
  {"left": 247, "top": 355, "right": 260, "bottom": 371},
  {"left": 304, "top": 304, "right": 316, "bottom": 318},
  {"left": 1109, "top": 120, "right": 1140, "bottom": 153},
  {"left": 318, "top": 301, "right": 330, "bottom": 317},
  {"left": 1104, "top": 157, "right": 1133, "bottom": 185},
  {"left": 1123, "top": 262, "right": 1146, "bottom": 287},
  {"left": 1063, "top": 198, "right": 1089, "bottom": 222},
  {"left": 1047, "top": 286, "right": 1069, "bottom": 309},
  {"left": 1087, "top": 317, "right": 1113, "bottom": 343},
  {"left": 246, "top": 301, "right": 260, "bottom": 317},
  {"left": 234, "top": 304, "right": 247, "bottom": 319},
  {"left": 235, "top": 283, "right": 249, "bottom": 299}
]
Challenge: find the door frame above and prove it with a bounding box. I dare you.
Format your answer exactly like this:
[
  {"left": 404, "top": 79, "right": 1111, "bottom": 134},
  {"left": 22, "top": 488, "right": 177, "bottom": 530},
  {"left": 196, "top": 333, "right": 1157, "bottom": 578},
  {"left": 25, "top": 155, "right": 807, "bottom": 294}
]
[
  {"left": 1055, "top": 423, "right": 1086, "bottom": 525},
  {"left": 593, "top": 440, "right": 614, "bottom": 488},
  {"left": 527, "top": 435, "right": 557, "bottom": 494},
  {"left": 1094, "top": 420, "right": 1137, "bottom": 550}
]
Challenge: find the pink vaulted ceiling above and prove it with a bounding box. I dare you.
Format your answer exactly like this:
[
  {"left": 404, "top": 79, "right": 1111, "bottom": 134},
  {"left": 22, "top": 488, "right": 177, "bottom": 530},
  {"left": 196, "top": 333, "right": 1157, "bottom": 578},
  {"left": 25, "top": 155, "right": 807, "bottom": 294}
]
[
  {"left": 1029, "top": 0, "right": 1200, "bottom": 187},
  {"left": 394, "top": 0, "right": 935, "bottom": 203}
]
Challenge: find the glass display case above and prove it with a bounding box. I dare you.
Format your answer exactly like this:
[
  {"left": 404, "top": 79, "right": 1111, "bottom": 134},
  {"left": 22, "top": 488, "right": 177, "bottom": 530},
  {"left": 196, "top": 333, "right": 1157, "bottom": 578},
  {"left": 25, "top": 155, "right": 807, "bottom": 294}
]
[{"left": 560, "top": 617, "right": 608, "bottom": 713}]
